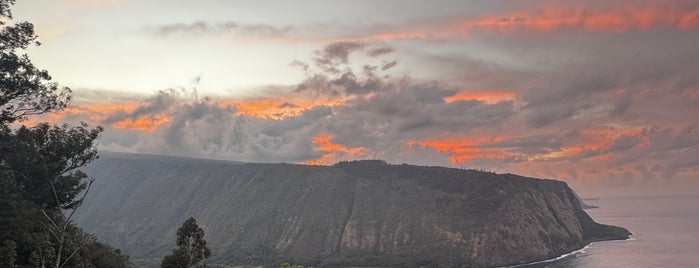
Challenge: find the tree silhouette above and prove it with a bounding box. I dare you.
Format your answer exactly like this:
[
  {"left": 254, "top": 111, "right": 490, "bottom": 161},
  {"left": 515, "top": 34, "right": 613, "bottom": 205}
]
[
  {"left": 162, "top": 218, "right": 211, "bottom": 268},
  {"left": 0, "top": 0, "right": 70, "bottom": 125},
  {"left": 0, "top": 0, "right": 128, "bottom": 267}
]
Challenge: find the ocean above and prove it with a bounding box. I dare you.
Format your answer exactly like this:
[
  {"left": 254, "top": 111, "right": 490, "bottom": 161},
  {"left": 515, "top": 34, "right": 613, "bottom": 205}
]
[{"left": 519, "top": 195, "right": 699, "bottom": 267}]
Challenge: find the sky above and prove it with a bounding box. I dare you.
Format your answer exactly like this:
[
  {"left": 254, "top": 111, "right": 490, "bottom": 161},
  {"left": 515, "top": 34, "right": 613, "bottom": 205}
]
[{"left": 11, "top": 0, "right": 699, "bottom": 197}]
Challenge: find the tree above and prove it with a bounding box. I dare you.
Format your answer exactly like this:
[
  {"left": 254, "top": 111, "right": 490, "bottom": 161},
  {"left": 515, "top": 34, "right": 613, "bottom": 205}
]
[
  {"left": 0, "top": 0, "right": 70, "bottom": 125},
  {"left": 0, "top": 0, "right": 129, "bottom": 267},
  {"left": 0, "top": 240, "right": 17, "bottom": 268},
  {"left": 1, "top": 122, "right": 102, "bottom": 209},
  {"left": 0, "top": 109, "right": 104, "bottom": 268},
  {"left": 162, "top": 218, "right": 211, "bottom": 268}
]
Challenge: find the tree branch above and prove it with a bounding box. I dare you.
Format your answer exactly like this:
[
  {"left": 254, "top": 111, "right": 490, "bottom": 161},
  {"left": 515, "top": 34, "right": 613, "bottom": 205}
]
[
  {"left": 59, "top": 239, "right": 88, "bottom": 268},
  {"left": 38, "top": 218, "right": 59, "bottom": 240},
  {"left": 39, "top": 208, "right": 59, "bottom": 231},
  {"left": 64, "top": 179, "right": 92, "bottom": 226},
  {"left": 49, "top": 180, "right": 61, "bottom": 208}
]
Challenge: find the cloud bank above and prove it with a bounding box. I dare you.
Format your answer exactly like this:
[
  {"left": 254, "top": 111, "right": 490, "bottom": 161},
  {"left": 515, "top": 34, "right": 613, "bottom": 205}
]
[{"left": 25, "top": 0, "right": 699, "bottom": 196}]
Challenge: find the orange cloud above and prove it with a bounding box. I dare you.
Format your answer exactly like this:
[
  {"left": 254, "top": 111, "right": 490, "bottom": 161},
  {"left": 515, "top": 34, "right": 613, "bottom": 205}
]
[
  {"left": 410, "top": 126, "right": 650, "bottom": 164},
  {"left": 455, "top": 4, "right": 699, "bottom": 33},
  {"left": 111, "top": 115, "right": 170, "bottom": 131},
  {"left": 17, "top": 102, "right": 141, "bottom": 127},
  {"left": 532, "top": 146, "right": 610, "bottom": 162},
  {"left": 444, "top": 90, "right": 516, "bottom": 104},
  {"left": 79, "top": 102, "right": 138, "bottom": 117},
  {"left": 306, "top": 134, "right": 365, "bottom": 165},
  {"left": 579, "top": 127, "right": 647, "bottom": 147},
  {"left": 17, "top": 100, "right": 176, "bottom": 132},
  {"left": 74, "top": 102, "right": 175, "bottom": 131},
  {"left": 23, "top": 94, "right": 347, "bottom": 131},
  {"left": 353, "top": 3, "right": 699, "bottom": 42},
  {"left": 18, "top": 107, "right": 78, "bottom": 127},
  {"left": 217, "top": 96, "right": 345, "bottom": 119},
  {"left": 533, "top": 127, "right": 648, "bottom": 161},
  {"left": 410, "top": 136, "right": 507, "bottom": 163}
]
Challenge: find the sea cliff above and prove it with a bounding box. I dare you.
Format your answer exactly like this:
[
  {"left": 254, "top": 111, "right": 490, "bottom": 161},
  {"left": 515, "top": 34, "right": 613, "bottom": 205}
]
[{"left": 75, "top": 152, "right": 630, "bottom": 267}]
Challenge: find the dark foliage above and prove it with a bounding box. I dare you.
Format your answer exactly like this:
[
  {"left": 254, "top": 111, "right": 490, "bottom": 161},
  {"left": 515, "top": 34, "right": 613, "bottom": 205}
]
[
  {"left": 1, "top": 123, "right": 102, "bottom": 210},
  {"left": 162, "top": 218, "right": 211, "bottom": 268},
  {"left": 0, "top": 0, "right": 129, "bottom": 267},
  {"left": 0, "top": 0, "right": 69, "bottom": 125}
]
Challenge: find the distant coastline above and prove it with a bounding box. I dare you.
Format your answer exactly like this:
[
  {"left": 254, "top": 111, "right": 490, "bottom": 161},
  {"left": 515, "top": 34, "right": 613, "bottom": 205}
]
[
  {"left": 504, "top": 235, "right": 635, "bottom": 268},
  {"left": 504, "top": 244, "right": 592, "bottom": 268}
]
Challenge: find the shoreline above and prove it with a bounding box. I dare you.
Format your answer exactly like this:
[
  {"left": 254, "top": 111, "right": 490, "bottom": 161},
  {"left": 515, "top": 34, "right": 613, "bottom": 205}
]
[{"left": 502, "top": 236, "right": 634, "bottom": 268}]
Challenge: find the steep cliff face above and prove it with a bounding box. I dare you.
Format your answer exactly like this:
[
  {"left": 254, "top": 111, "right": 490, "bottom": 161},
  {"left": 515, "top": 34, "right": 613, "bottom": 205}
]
[{"left": 74, "top": 152, "right": 629, "bottom": 267}]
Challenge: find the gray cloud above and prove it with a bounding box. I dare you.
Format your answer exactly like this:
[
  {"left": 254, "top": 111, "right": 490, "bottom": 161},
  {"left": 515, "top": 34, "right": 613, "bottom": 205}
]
[
  {"left": 484, "top": 130, "right": 580, "bottom": 155},
  {"left": 367, "top": 47, "right": 394, "bottom": 57},
  {"left": 322, "top": 82, "right": 516, "bottom": 151},
  {"left": 102, "top": 88, "right": 182, "bottom": 124},
  {"left": 154, "top": 21, "right": 293, "bottom": 38},
  {"left": 314, "top": 41, "right": 366, "bottom": 67},
  {"left": 278, "top": 102, "right": 298, "bottom": 109},
  {"left": 608, "top": 135, "right": 641, "bottom": 152},
  {"left": 295, "top": 42, "right": 398, "bottom": 97},
  {"left": 381, "top": 60, "right": 398, "bottom": 71},
  {"left": 157, "top": 21, "right": 209, "bottom": 35},
  {"left": 87, "top": 72, "right": 518, "bottom": 167},
  {"left": 99, "top": 98, "right": 323, "bottom": 163},
  {"left": 72, "top": 19, "right": 699, "bottom": 196}
]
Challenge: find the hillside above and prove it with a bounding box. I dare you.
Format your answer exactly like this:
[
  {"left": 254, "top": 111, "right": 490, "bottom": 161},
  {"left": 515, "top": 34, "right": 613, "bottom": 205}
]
[{"left": 74, "top": 152, "right": 630, "bottom": 267}]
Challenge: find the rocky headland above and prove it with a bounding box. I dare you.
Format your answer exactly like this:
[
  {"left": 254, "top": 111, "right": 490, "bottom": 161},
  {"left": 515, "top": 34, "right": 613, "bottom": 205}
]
[{"left": 74, "top": 152, "right": 630, "bottom": 267}]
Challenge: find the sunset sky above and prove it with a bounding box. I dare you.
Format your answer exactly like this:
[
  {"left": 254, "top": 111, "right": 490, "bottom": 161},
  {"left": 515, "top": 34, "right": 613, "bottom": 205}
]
[{"left": 12, "top": 0, "right": 699, "bottom": 196}]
